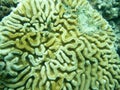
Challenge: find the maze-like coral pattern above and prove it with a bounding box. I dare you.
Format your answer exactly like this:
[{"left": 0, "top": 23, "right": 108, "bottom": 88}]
[{"left": 0, "top": 0, "right": 120, "bottom": 90}]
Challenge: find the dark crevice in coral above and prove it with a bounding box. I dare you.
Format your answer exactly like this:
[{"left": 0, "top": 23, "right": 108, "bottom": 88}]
[{"left": 116, "top": 47, "right": 120, "bottom": 56}]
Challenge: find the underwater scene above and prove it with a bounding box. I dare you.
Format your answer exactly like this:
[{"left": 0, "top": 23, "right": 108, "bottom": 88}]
[{"left": 0, "top": 0, "right": 120, "bottom": 90}]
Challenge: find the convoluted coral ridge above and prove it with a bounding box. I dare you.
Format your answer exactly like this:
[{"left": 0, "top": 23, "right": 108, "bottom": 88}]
[{"left": 0, "top": 0, "right": 120, "bottom": 90}]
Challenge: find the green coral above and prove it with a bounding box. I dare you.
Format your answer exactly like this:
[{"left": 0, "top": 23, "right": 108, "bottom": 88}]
[
  {"left": 88, "top": 0, "right": 120, "bottom": 56},
  {"left": 0, "top": 0, "right": 120, "bottom": 90}
]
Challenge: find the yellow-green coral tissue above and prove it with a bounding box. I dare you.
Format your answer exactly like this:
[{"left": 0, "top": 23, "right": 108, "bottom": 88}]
[{"left": 0, "top": 0, "right": 120, "bottom": 90}]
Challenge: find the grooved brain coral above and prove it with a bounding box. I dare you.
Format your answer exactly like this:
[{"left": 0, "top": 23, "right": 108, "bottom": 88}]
[{"left": 0, "top": 0, "right": 120, "bottom": 90}]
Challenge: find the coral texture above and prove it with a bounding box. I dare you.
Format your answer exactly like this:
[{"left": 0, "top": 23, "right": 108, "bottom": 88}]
[
  {"left": 88, "top": 0, "right": 120, "bottom": 56},
  {"left": 0, "top": 0, "right": 120, "bottom": 90}
]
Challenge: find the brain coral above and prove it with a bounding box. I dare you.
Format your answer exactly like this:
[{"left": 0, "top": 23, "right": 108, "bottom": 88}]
[{"left": 0, "top": 0, "right": 120, "bottom": 90}]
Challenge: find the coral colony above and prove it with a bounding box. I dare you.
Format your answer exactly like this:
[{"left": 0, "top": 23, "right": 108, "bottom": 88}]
[{"left": 0, "top": 0, "right": 120, "bottom": 90}]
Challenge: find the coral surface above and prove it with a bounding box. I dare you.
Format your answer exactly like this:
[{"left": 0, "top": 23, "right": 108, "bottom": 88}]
[
  {"left": 0, "top": 0, "right": 120, "bottom": 90},
  {"left": 88, "top": 0, "right": 120, "bottom": 56}
]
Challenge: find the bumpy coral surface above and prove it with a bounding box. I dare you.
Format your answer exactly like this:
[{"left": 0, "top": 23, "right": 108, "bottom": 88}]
[
  {"left": 88, "top": 0, "right": 120, "bottom": 57},
  {"left": 0, "top": 0, "right": 120, "bottom": 90}
]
